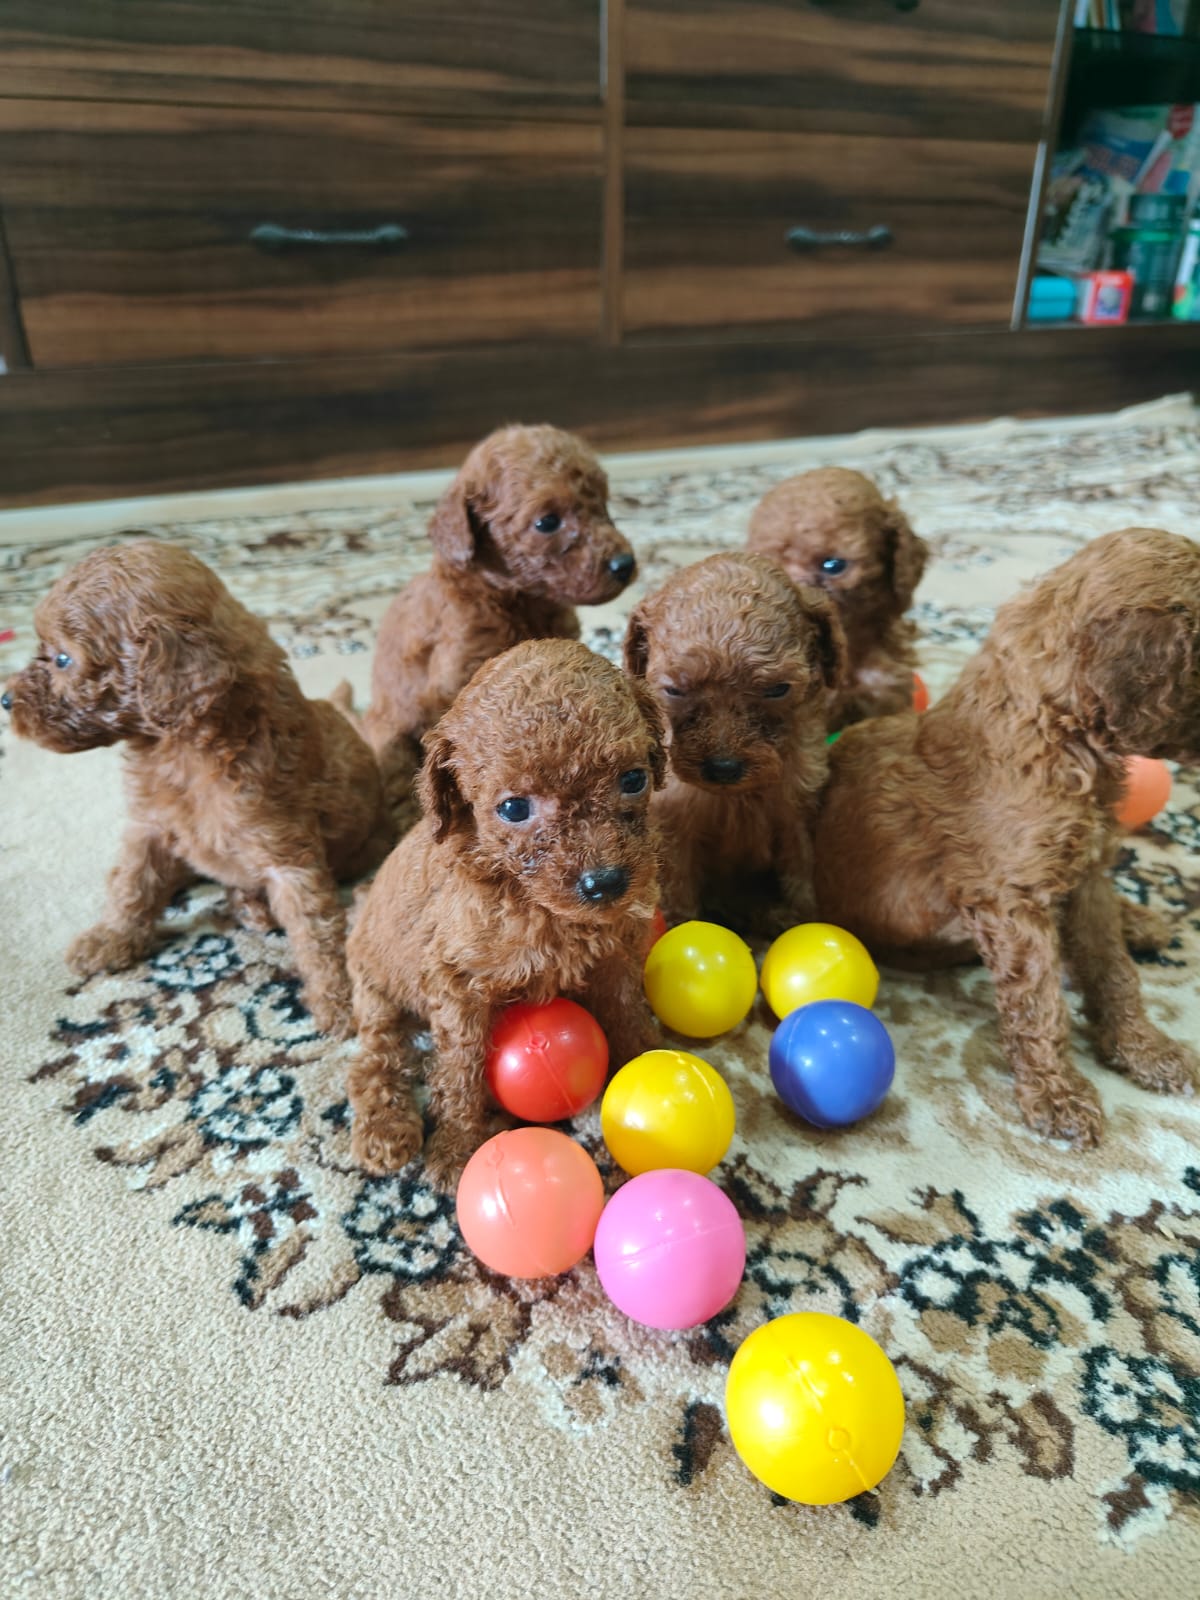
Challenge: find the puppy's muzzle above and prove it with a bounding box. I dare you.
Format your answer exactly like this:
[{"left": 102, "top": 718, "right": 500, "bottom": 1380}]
[
  {"left": 0, "top": 690, "right": 12, "bottom": 712},
  {"left": 576, "top": 865, "right": 629, "bottom": 905},
  {"left": 701, "top": 755, "right": 746, "bottom": 786},
  {"left": 607, "top": 553, "right": 636, "bottom": 587}
]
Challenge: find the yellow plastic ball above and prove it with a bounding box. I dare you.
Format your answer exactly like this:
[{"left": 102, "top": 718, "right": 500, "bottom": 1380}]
[
  {"left": 643, "top": 920, "right": 758, "bottom": 1038},
  {"left": 724, "top": 1312, "right": 905, "bottom": 1504},
  {"left": 760, "top": 922, "right": 879, "bottom": 1020},
  {"left": 601, "top": 1049, "right": 735, "bottom": 1176}
]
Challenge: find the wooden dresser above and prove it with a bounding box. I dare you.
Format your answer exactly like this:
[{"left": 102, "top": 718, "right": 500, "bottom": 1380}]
[{"left": 1, "top": 1, "right": 1197, "bottom": 505}]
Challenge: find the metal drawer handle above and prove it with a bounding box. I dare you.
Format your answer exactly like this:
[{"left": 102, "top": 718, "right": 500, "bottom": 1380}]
[
  {"left": 250, "top": 222, "right": 410, "bottom": 252},
  {"left": 786, "top": 224, "right": 893, "bottom": 252}
]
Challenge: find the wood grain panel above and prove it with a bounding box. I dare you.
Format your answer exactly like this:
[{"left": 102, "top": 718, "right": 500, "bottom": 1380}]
[
  {"left": 0, "top": 1, "right": 602, "bottom": 118},
  {"left": 0, "top": 211, "right": 30, "bottom": 370},
  {"left": 624, "top": 128, "right": 1035, "bottom": 336},
  {"left": 3, "top": 325, "right": 1198, "bottom": 506},
  {"left": 625, "top": 0, "right": 1059, "bottom": 140},
  {"left": 0, "top": 101, "right": 603, "bottom": 366}
]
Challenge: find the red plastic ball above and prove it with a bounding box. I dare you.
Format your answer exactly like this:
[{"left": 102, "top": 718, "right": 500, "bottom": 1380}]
[
  {"left": 646, "top": 907, "right": 669, "bottom": 955},
  {"left": 912, "top": 672, "right": 930, "bottom": 713},
  {"left": 455, "top": 1128, "right": 605, "bottom": 1278},
  {"left": 485, "top": 998, "right": 608, "bottom": 1122}
]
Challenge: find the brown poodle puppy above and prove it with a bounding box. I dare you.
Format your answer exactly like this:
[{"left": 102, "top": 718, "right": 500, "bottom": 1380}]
[
  {"left": 748, "top": 467, "right": 927, "bottom": 727},
  {"left": 813, "top": 527, "right": 1200, "bottom": 1147},
  {"left": 624, "top": 553, "right": 846, "bottom": 932},
  {"left": 363, "top": 424, "right": 637, "bottom": 806},
  {"left": 1, "top": 540, "right": 394, "bottom": 1036},
  {"left": 346, "top": 638, "right": 666, "bottom": 1187}
]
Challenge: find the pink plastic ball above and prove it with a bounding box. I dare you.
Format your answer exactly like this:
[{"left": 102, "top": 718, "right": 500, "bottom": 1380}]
[
  {"left": 593, "top": 1169, "right": 746, "bottom": 1329},
  {"left": 456, "top": 1128, "right": 604, "bottom": 1279}
]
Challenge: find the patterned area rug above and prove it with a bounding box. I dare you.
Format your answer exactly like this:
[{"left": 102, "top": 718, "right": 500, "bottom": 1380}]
[{"left": 3, "top": 396, "right": 1200, "bottom": 1599}]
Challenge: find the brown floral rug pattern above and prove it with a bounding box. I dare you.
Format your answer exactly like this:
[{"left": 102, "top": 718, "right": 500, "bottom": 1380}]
[{"left": 4, "top": 396, "right": 1200, "bottom": 1565}]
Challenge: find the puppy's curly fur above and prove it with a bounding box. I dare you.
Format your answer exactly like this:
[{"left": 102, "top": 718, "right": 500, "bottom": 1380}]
[
  {"left": 813, "top": 527, "right": 1200, "bottom": 1147},
  {"left": 748, "top": 467, "right": 927, "bottom": 727},
  {"left": 2, "top": 540, "right": 394, "bottom": 1036},
  {"left": 625, "top": 553, "right": 846, "bottom": 932},
  {"left": 364, "top": 425, "right": 636, "bottom": 809},
  {"left": 346, "top": 638, "right": 666, "bottom": 1188}
]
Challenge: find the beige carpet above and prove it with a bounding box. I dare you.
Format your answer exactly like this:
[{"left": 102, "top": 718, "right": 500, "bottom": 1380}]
[{"left": 3, "top": 397, "right": 1200, "bottom": 1600}]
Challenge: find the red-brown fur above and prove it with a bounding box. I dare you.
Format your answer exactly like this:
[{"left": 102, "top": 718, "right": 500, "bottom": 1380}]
[
  {"left": 346, "top": 638, "right": 666, "bottom": 1187},
  {"left": 624, "top": 553, "right": 846, "bottom": 932},
  {"left": 813, "top": 527, "right": 1200, "bottom": 1146},
  {"left": 1, "top": 540, "right": 394, "bottom": 1036},
  {"left": 363, "top": 425, "right": 636, "bottom": 809},
  {"left": 748, "top": 467, "right": 927, "bottom": 727}
]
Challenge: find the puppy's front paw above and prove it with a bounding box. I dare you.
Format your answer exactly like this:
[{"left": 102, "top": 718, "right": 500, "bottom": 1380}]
[
  {"left": 423, "top": 1125, "right": 481, "bottom": 1193},
  {"left": 1119, "top": 900, "right": 1175, "bottom": 954},
  {"left": 1014, "top": 1069, "right": 1104, "bottom": 1148},
  {"left": 66, "top": 923, "right": 154, "bottom": 977},
  {"left": 351, "top": 1103, "right": 425, "bottom": 1175},
  {"left": 227, "top": 888, "right": 277, "bottom": 934},
  {"left": 306, "top": 978, "right": 355, "bottom": 1041},
  {"left": 1106, "top": 1028, "right": 1198, "bottom": 1096}
]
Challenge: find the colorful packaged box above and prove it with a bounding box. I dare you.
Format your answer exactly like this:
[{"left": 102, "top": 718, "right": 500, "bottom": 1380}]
[{"left": 1077, "top": 269, "right": 1134, "bottom": 322}]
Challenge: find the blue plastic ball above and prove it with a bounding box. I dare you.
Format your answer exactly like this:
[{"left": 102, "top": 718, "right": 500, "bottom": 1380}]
[{"left": 768, "top": 1000, "right": 895, "bottom": 1128}]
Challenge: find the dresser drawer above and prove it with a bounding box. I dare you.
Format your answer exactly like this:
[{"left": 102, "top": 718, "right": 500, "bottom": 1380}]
[
  {"left": 626, "top": 0, "right": 1058, "bottom": 142},
  {"left": 0, "top": 0, "right": 601, "bottom": 118},
  {"left": 0, "top": 102, "right": 602, "bottom": 367},
  {"left": 623, "top": 128, "right": 1034, "bottom": 337}
]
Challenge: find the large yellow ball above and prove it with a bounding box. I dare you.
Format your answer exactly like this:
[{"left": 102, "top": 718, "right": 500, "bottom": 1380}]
[
  {"left": 643, "top": 920, "right": 758, "bottom": 1038},
  {"left": 760, "top": 922, "right": 878, "bottom": 1020},
  {"left": 725, "top": 1313, "right": 905, "bottom": 1504},
  {"left": 601, "top": 1049, "right": 735, "bottom": 1176}
]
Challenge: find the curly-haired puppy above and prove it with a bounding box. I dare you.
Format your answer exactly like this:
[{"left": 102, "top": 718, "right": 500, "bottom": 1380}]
[
  {"left": 624, "top": 553, "right": 846, "bottom": 932},
  {"left": 748, "top": 467, "right": 927, "bottom": 727},
  {"left": 346, "top": 638, "right": 666, "bottom": 1186},
  {"left": 1, "top": 540, "right": 394, "bottom": 1036},
  {"left": 363, "top": 424, "right": 637, "bottom": 807},
  {"left": 813, "top": 527, "right": 1200, "bottom": 1147}
]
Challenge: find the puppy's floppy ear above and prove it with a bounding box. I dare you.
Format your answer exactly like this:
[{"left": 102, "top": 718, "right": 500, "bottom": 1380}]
[
  {"left": 132, "top": 616, "right": 237, "bottom": 737},
  {"left": 418, "top": 723, "right": 473, "bottom": 841},
  {"left": 795, "top": 584, "right": 849, "bottom": 692},
  {"left": 623, "top": 599, "right": 652, "bottom": 678},
  {"left": 626, "top": 674, "right": 669, "bottom": 789},
  {"left": 882, "top": 500, "right": 928, "bottom": 612},
  {"left": 1076, "top": 605, "right": 1196, "bottom": 753},
  {"left": 427, "top": 473, "right": 479, "bottom": 568}
]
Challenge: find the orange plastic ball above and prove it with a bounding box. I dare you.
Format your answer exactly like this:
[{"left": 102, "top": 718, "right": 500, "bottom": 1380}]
[
  {"left": 455, "top": 1129, "right": 604, "bottom": 1278},
  {"left": 911, "top": 672, "right": 930, "bottom": 713},
  {"left": 485, "top": 998, "right": 608, "bottom": 1122},
  {"left": 1115, "top": 756, "right": 1171, "bottom": 831}
]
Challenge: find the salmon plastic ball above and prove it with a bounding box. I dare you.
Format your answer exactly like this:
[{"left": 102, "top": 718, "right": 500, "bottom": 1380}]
[
  {"left": 1115, "top": 756, "right": 1171, "bottom": 831},
  {"left": 760, "top": 922, "right": 879, "bottom": 1020},
  {"left": 455, "top": 1128, "right": 604, "bottom": 1278},
  {"left": 485, "top": 998, "right": 608, "bottom": 1123},
  {"left": 725, "top": 1312, "right": 905, "bottom": 1504},
  {"left": 644, "top": 920, "right": 758, "bottom": 1038},
  {"left": 593, "top": 1168, "right": 746, "bottom": 1329},
  {"left": 601, "top": 1049, "right": 735, "bottom": 1176}
]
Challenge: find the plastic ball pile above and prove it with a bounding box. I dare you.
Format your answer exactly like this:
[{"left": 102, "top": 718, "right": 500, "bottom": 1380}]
[{"left": 451, "top": 912, "right": 907, "bottom": 1505}]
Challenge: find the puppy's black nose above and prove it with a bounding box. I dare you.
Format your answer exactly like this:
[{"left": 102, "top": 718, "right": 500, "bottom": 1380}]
[
  {"left": 576, "top": 865, "right": 629, "bottom": 904},
  {"left": 608, "top": 553, "right": 635, "bottom": 585},
  {"left": 702, "top": 756, "right": 745, "bottom": 785},
  {"left": 0, "top": 691, "right": 11, "bottom": 712}
]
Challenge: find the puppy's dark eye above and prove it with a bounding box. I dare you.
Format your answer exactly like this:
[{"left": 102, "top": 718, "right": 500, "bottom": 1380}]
[
  {"left": 762, "top": 683, "right": 791, "bottom": 699},
  {"left": 820, "top": 557, "right": 848, "bottom": 576},
  {"left": 54, "top": 652, "right": 73, "bottom": 669},
  {"left": 662, "top": 684, "right": 685, "bottom": 698},
  {"left": 496, "top": 796, "right": 532, "bottom": 824},
  {"left": 619, "top": 768, "right": 648, "bottom": 795},
  {"left": 534, "top": 513, "right": 561, "bottom": 534}
]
